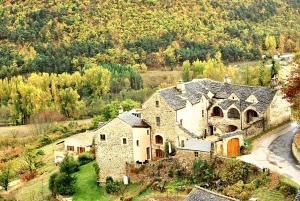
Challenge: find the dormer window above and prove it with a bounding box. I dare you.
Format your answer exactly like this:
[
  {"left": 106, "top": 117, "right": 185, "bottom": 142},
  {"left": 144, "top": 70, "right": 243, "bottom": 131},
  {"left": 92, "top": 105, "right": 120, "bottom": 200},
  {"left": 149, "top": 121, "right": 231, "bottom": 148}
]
[
  {"left": 229, "top": 93, "right": 239, "bottom": 101},
  {"left": 156, "top": 101, "right": 159, "bottom": 107}
]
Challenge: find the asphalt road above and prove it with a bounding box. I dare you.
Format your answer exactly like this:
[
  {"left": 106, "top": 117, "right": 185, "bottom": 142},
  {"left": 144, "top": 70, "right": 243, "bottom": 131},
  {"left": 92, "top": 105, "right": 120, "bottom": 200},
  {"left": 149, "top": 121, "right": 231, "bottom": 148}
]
[{"left": 239, "top": 122, "right": 300, "bottom": 185}]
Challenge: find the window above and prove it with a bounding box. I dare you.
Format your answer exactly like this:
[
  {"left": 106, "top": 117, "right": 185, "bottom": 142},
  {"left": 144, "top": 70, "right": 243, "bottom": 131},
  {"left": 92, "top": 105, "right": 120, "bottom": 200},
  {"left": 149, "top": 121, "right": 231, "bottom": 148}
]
[
  {"left": 180, "top": 119, "right": 183, "bottom": 125},
  {"left": 136, "top": 140, "right": 139, "bottom": 146},
  {"left": 155, "top": 135, "right": 163, "bottom": 144},
  {"left": 122, "top": 138, "right": 127, "bottom": 145},
  {"left": 202, "top": 110, "right": 204, "bottom": 117},
  {"left": 156, "top": 101, "right": 159, "bottom": 107},
  {"left": 100, "top": 134, "right": 106, "bottom": 141},
  {"left": 77, "top": 147, "right": 85, "bottom": 153},
  {"left": 147, "top": 130, "right": 150, "bottom": 135},
  {"left": 146, "top": 147, "right": 150, "bottom": 160},
  {"left": 67, "top": 146, "right": 74, "bottom": 151},
  {"left": 156, "top": 117, "right": 160, "bottom": 126},
  {"left": 181, "top": 140, "right": 185, "bottom": 147},
  {"left": 194, "top": 152, "right": 199, "bottom": 157}
]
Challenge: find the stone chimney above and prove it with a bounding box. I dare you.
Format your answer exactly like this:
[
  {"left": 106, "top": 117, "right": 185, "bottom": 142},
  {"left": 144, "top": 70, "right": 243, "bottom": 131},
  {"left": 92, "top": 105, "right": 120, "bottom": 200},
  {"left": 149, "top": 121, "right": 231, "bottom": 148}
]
[
  {"left": 176, "top": 80, "right": 186, "bottom": 93},
  {"left": 224, "top": 75, "right": 231, "bottom": 84}
]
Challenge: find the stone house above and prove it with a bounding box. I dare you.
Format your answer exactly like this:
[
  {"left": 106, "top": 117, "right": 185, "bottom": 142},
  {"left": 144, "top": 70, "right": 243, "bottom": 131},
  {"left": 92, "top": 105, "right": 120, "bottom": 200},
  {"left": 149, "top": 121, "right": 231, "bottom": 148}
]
[
  {"left": 142, "top": 78, "right": 291, "bottom": 158},
  {"left": 95, "top": 78, "right": 290, "bottom": 181},
  {"left": 54, "top": 131, "right": 95, "bottom": 163},
  {"left": 95, "top": 111, "right": 151, "bottom": 182}
]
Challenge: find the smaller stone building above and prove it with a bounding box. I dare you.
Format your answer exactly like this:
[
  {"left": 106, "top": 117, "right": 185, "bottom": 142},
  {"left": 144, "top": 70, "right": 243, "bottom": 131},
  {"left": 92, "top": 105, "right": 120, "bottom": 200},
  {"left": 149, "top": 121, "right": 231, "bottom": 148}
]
[
  {"left": 95, "top": 111, "right": 150, "bottom": 182},
  {"left": 54, "top": 131, "right": 95, "bottom": 163}
]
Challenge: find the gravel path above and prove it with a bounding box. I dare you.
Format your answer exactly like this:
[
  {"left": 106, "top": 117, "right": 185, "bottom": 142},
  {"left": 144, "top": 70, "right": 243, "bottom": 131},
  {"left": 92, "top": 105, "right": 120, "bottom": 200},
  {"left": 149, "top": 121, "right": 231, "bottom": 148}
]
[{"left": 239, "top": 122, "right": 300, "bottom": 185}]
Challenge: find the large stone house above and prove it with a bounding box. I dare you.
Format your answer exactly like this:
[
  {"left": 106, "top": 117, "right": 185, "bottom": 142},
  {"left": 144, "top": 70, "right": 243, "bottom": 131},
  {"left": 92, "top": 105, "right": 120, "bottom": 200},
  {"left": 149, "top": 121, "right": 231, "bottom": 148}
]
[
  {"left": 141, "top": 78, "right": 290, "bottom": 158},
  {"left": 95, "top": 78, "right": 291, "bottom": 182}
]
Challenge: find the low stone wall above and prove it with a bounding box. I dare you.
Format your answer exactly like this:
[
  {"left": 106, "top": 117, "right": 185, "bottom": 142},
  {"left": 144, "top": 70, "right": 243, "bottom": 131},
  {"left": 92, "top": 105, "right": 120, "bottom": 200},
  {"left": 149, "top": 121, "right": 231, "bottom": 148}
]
[
  {"left": 244, "top": 119, "right": 265, "bottom": 139},
  {"left": 175, "top": 149, "right": 211, "bottom": 169},
  {"left": 292, "top": 143, "right": 300, "bottom": 164}
]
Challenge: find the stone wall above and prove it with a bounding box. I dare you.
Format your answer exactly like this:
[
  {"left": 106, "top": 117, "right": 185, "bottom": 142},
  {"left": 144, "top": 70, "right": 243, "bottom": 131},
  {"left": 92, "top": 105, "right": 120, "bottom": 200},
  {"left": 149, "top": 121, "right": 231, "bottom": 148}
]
[
  {"left": 244, "top": 118, "right": 265, "bottom": 139},
  {"left": 268, "top": 90, "right": 291, "bottom": 128},
  {"left": 142, "top": 93, "right": 178, "bottom": 157},
  {"left": 175, "top": 149, "right": 211, "bottom": 169},
  {"left": 95, "top": 118, "right": 134, "bottom": 182}
]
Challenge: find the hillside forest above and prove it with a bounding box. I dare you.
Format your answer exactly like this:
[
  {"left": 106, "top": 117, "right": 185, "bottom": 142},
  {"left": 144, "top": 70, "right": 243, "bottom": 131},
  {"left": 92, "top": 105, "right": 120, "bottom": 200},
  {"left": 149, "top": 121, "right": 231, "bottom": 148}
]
[{"left": 0, "top": 0, "right": 299, "bottom": 124}]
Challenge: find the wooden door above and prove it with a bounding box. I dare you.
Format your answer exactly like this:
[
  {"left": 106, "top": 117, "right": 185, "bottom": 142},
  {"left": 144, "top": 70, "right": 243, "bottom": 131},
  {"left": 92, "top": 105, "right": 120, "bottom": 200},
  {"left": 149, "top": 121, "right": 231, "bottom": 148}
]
[
  {"left": 155, "top": 149, "right": 164, "bottom": 158},
  {"left": 227, "top": 138, "right": 240, "bottom": 157}
]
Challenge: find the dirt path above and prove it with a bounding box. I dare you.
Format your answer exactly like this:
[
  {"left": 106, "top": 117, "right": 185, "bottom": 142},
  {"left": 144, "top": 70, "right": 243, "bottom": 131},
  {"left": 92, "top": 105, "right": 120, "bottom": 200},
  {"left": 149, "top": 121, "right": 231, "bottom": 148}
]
[{"left": 239, "top": 122, "right": 300, "bottom": 185}]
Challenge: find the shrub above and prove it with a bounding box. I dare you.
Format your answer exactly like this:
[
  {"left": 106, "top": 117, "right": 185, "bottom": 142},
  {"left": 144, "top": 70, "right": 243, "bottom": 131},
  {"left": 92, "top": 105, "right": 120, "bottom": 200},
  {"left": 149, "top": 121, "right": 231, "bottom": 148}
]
[
  {"left": 93, "top": 163, "right": 100, "bottom": 177},
  {"left": 175, "top": 168, "right": 187, "bottom": 179},
  {"left": 38, "top": 135, "right": 52, "bottom": 146},
  {"left": 20, "top": 170, "right": 37, "bottom": 182},
  {"left": 215, "top": 159, "right": 253, "bottom": 185},
  {"left": 78, "top": 152, "right": 94, "bottom": 166},
  {"left": 105, "top": 176, "right": 121, "bottom": 194},
  {"left": 276, "top": 180, "right": 298, "bottom": 197},
  {"left": 192, "top": 159, "right": 213, "bottom": 183},
  {"left": 168, "top": 169, "right": 174, "bottom": 178},
  {"left": 59, "top": 155, "right": 79, "bottom": 175},
  {"left": 49, "top": 172, "right": 76, "bottom": 196}
]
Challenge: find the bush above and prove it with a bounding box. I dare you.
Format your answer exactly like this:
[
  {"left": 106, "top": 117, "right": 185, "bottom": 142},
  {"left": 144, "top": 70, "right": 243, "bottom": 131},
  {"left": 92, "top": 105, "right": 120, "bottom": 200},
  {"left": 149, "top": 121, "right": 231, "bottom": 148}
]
[
  {"left": 105, "top": 176, "right": 121, "bottom": 194},
  {"left": 175, "top": 168, "right": 187, "bottom": 179},
  {"left": 215, "top": 159, "right": 254, "bottom": 185},
  {"left": 49, "top": 172, "right": 76, "bottom": 196},
  {"left": 38, "top": 135, "right": 52, "bottom": 146},
  {"left": 78, "top": 152, "right": 94, "bottom": 166},
  {"left": 192, "top": 159, "right": 213, "bottom": 183},
  {"left": 59, "top": 155, "right": 79, "bottom": 175},
  {"left": 276, "top": 180, "right": 298, "bottom": 197}
]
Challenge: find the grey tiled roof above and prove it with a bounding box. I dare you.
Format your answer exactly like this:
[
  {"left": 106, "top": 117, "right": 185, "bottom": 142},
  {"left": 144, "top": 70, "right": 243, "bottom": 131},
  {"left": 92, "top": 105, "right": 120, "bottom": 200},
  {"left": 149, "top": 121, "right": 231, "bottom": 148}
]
[
  {"left": 185, "top": 187, "right": 237, "bottom": 201},
  {"left": 118, "top": 112, "right": 149, "bottom": 128},
  {"left": 159, "top": 79, "right": 277, "bottom": 113},
  {"left": 180, "top": 138, "right": 211, "bottom": 152}
]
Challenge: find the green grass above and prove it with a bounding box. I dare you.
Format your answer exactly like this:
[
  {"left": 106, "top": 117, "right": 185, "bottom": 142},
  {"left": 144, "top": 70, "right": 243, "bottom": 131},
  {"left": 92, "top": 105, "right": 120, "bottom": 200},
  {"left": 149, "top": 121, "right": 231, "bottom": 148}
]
[
  {"left": 73, "top": 162, "right": 111, "bottom": 201},
  {"left": 253, "top": 187, "right": 292, "bottom": 201}
]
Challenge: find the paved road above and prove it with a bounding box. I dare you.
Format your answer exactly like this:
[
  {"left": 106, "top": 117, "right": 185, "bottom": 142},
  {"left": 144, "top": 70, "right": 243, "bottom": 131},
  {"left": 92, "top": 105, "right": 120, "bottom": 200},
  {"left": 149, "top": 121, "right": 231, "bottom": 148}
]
[{"left": 239, "top": 122, "right": 300, "bottom": 185}]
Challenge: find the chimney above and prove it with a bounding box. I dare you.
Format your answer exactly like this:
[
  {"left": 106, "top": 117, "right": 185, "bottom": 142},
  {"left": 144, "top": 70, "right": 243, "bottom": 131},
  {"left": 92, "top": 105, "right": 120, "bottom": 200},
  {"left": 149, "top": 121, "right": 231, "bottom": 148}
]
[
  {"left": 176, "top": 80, "right": 186, "bottom": 93},
  {"left": 224, "top": 75, "right": 231, "bottom": 84}
]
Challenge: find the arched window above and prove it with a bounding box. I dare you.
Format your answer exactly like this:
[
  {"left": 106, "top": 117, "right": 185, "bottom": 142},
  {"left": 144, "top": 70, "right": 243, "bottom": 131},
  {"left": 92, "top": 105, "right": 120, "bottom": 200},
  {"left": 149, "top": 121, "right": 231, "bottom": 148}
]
[
  {"left": 246, "top": 109, "right": 258, "bottom": 123},
  {"left": 225, "top": 125, "right": 238, "bottom": 132},
  {"left": 227, "top": 108, "right": 240, "bottom": 119},
  {"left": 155, "top": 135, "right": 163, "bottom": 144},
  {"left": 211, "top": 106, "right": 224, "bottom": 117}
]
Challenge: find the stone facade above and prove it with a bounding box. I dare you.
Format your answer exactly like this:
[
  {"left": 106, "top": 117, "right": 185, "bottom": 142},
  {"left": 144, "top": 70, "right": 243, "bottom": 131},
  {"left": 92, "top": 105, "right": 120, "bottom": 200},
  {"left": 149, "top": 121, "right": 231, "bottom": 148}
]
[
  {"left": 96, "top": 118, "right": 134, "bottom": 182},
  {"left": 175, "top": 149, "right": 211, "bottom": 169},
  {"left": 141, "top": 79, "right": 291, "bottom": 158},
  {"left": 142, "top": 93, "right": 177, "bottom": 158}
]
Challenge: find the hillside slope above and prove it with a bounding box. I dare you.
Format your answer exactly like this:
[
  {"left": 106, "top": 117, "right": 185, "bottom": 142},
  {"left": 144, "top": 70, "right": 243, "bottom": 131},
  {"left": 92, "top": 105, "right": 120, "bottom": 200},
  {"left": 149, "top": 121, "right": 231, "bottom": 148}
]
[{"left": 0, "top": 0, "right": 299, "bottom": 77}]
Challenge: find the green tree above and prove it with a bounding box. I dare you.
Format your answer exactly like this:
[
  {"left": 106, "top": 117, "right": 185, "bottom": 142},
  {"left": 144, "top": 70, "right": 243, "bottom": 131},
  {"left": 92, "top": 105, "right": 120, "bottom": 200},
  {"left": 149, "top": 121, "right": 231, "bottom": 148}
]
[
  {"left": 182, "top": 60, "right": 191, "bottom": 82},
  {"left": 58, "top": 88, "right": 82, "bottom": 118},
  {"left": 82, "top": 65, "right": 111, "bottom": 97},
  {"left": 23, "top": 149, "right": 45, "bottom": 175},
  {"left": 0, "top": 164, "right": 14, "bottom": 191},
  {"left": 265, "top": 35, "right": 277, "bottom": 56}
]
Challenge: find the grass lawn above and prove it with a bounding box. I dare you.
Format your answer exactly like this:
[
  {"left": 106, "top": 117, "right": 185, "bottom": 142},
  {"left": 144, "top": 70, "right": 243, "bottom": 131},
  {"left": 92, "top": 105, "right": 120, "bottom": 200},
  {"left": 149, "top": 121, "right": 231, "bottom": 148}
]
[
  {"left": 73, "top": 162, "right": 111, "bottom": 201},
  {"left": 253, "top": 187, "right": 292, "bottom": 201}
]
